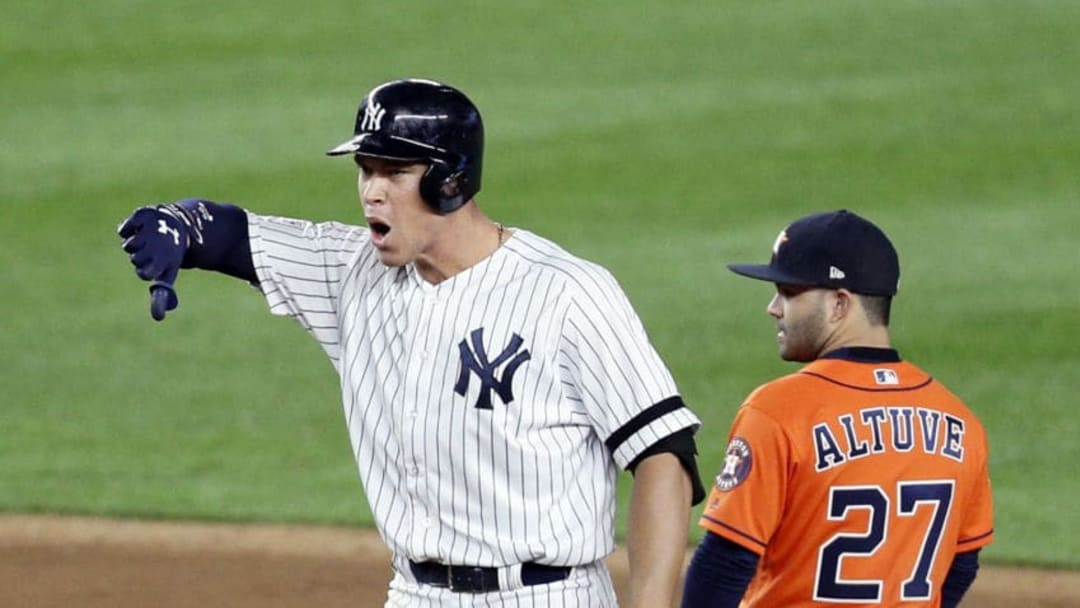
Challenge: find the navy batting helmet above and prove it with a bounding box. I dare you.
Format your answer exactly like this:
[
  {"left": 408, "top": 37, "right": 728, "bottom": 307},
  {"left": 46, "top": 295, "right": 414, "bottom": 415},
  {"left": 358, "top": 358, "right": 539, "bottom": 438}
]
[{"left": 327, "top": 78, "right": 484, "bottom": 214}]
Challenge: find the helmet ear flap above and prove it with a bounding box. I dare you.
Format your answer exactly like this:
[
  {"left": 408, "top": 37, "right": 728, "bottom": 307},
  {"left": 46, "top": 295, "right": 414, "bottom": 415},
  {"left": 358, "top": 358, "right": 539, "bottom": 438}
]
[{"left": 421, "top": 160, "right": 466, "bottom": 214}]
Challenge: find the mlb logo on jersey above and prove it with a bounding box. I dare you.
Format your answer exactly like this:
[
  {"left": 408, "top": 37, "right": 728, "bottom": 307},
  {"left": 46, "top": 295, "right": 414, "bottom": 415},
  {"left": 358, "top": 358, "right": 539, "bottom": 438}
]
[{"left": 874, "top": 368, "right": 899, "bottom": 385}]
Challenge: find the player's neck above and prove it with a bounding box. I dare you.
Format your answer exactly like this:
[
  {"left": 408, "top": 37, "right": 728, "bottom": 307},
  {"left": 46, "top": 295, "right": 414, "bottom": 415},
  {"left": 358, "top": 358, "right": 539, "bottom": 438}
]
[
  {"left": 414, "top": 203, "right": 505, "bottom": 285},
  {"left": 819, "top": 324, "right": 891, "bottom": 357}
]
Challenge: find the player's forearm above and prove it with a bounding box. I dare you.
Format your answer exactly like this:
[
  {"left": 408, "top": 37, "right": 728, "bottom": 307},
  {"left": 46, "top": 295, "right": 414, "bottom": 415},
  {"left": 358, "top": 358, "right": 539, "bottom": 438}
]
[
  {"left": 166, "top": 198, "right": 256, "bottom": 283},
  {"left": 626, "top": 452, "right": 693, "bottom": 608}
]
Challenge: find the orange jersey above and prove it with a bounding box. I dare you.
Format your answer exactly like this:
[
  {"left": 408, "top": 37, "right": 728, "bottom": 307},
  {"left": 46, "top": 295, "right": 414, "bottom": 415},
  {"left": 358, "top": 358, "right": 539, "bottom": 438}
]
[{"left": 699, "top": 351, "right": 994, "bottom": 607}]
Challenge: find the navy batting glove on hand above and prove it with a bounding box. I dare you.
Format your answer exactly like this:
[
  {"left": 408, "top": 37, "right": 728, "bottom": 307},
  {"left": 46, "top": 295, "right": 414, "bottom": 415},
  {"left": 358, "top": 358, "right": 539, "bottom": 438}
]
[{"left": 118, "top": 205, "right": 191, "bottom": 321}]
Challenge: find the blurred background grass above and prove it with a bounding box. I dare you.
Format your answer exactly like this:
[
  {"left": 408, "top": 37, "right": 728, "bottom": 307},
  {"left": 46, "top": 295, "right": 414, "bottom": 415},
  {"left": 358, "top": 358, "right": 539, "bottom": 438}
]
[{"left": 2, "top": 0, "right": 1078, "bottom": 568}]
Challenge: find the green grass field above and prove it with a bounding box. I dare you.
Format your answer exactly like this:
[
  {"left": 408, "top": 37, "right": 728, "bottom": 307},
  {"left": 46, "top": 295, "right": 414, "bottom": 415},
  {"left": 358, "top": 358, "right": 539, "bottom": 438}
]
[{"left": 3, "top": 0, "right": 1078, "bottom": 568}]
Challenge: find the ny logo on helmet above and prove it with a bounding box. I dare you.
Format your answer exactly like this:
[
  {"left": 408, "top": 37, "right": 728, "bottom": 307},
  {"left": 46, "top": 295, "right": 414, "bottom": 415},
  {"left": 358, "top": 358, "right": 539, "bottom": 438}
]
[
  {"left": 454, "top": 328, "right": 531, "bottom": 410},
  {"left": 360, "top": 102, "right": 386, "bottom": 132}
]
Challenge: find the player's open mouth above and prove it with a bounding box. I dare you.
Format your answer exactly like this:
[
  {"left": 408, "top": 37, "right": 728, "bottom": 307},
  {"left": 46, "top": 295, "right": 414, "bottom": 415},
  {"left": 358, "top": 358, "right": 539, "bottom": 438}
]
[{"left": 370, "top": 220, "right": 390, "bottom": 245}]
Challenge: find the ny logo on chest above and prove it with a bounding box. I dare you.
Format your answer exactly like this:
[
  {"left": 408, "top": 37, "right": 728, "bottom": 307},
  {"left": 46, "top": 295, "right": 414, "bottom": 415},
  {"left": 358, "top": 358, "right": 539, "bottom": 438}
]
[{"left": 454, "top": 328, "right": 532, "bottom": 410}]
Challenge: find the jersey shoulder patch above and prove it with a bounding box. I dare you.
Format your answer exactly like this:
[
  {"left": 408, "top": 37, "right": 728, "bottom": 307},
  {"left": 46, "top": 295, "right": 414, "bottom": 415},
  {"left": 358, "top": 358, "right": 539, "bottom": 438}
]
[{"left": 715, "top": 436, "right": 753, "bottom": 491}]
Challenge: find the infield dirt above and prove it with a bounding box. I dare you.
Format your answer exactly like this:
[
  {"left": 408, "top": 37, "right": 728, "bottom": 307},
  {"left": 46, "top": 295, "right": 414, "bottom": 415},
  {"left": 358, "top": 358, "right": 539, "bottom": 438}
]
[{"left": 1, "top": 515, "right": 1076, "bottom": 607}]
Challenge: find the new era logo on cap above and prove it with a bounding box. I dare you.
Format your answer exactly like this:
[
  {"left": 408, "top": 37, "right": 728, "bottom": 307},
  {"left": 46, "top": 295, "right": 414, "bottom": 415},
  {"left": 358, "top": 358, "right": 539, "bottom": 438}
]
[{"left": 829, "top": 266, "right": 846, "bottom": 279}]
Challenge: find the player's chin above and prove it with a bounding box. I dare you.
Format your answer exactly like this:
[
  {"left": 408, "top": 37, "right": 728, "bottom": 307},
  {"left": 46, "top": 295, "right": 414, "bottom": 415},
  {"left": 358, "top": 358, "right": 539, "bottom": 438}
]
[
  {"left": 374, "top": 247, "right": 408, "bottom": 268},
  {"left": 779, "top": 345, "right": 815, "bottom": 363}
]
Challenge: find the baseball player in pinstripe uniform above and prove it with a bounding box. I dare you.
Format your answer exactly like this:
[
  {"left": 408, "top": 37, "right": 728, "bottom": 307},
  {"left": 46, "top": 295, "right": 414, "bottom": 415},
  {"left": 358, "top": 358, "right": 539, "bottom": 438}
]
[{"left": 118, "top": 78, "right": 705, "bottom": 607}]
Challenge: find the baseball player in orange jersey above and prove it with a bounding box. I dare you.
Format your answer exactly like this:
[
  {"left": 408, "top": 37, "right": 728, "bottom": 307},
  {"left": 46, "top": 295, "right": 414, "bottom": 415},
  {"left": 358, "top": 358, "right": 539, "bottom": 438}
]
[{"left": 681, "top": 210, "right": 994, "bottom": 608}]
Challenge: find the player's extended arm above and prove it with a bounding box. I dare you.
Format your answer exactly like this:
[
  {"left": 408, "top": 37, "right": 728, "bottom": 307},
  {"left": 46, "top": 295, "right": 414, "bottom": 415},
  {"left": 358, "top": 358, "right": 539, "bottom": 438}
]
[
  {"left": 625, "top": 452, "right": 693, "bottom": 608},
  {"left": 118, "top": 199, "right": 255, "bottom": 321}
]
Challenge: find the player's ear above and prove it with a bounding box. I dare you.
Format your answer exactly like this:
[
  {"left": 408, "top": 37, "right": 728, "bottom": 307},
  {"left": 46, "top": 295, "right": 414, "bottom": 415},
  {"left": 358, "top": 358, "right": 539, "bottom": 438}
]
[{"left": 830, "top": 289, "right": 853, "bottom": 322}]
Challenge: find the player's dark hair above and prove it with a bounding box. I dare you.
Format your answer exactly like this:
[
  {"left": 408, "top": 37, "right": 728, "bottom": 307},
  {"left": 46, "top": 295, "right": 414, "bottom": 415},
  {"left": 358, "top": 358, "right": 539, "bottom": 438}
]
[{"left": 858, "top": 294, "right": 892, "bottom": 326}]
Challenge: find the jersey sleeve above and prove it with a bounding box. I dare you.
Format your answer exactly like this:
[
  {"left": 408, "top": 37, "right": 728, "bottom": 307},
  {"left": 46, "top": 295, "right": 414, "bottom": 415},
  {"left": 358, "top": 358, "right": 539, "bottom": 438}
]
[
  {"left": 248, "top": 213, "right": 367, "bottom": 366},
  {"left": 956, "top": 427, "right": 995, "bottom": 553},
  {"left": 556, "top": 265, "right": 700, "bottom": 470},
  {"left": 699, "top": 404, "right": 791, "bottom": 556}
]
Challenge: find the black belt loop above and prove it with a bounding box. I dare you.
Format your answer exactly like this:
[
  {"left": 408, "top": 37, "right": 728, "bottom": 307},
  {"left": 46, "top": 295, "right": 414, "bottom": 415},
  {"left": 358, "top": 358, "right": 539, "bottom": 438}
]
[{"left": 409, "top": 560, "right": 572, "bottom": 593}]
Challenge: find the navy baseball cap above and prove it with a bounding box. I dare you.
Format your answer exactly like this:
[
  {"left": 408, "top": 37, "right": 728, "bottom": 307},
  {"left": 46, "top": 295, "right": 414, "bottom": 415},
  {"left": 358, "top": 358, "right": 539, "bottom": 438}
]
[{"left": 728, "top": 210, "right": 900, "bottom": 296}]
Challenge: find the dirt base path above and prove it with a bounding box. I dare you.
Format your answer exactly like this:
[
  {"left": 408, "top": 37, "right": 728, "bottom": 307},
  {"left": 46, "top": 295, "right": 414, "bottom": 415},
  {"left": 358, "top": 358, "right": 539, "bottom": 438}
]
[{"left": 1, "top": 515, "right": 1076, "bottom": 607}]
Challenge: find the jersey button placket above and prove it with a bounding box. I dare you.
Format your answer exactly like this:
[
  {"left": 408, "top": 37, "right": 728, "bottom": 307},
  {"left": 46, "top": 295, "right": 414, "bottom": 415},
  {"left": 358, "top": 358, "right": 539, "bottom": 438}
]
[
  {"left": 402, "top": 285, "right": 435, "bottom": 554},
  {"left": 418, "top": 292, "right": 437, "bottom": 360}
]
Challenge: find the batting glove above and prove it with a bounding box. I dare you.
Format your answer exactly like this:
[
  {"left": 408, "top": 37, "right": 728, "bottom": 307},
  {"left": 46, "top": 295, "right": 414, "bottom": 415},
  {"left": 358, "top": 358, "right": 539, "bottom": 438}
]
[{"left": 117, "top": 202, "right": 206, "bottom": 321}]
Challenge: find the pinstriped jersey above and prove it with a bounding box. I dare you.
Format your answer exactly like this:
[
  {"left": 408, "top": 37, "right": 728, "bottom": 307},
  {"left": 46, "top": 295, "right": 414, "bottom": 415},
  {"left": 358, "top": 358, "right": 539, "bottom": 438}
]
[
  {"left": 248, "top": 213, "right": 700, "bottom": 569},
  {"left": 699, "top": 350, "right": 994, "bottom": 607}
]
